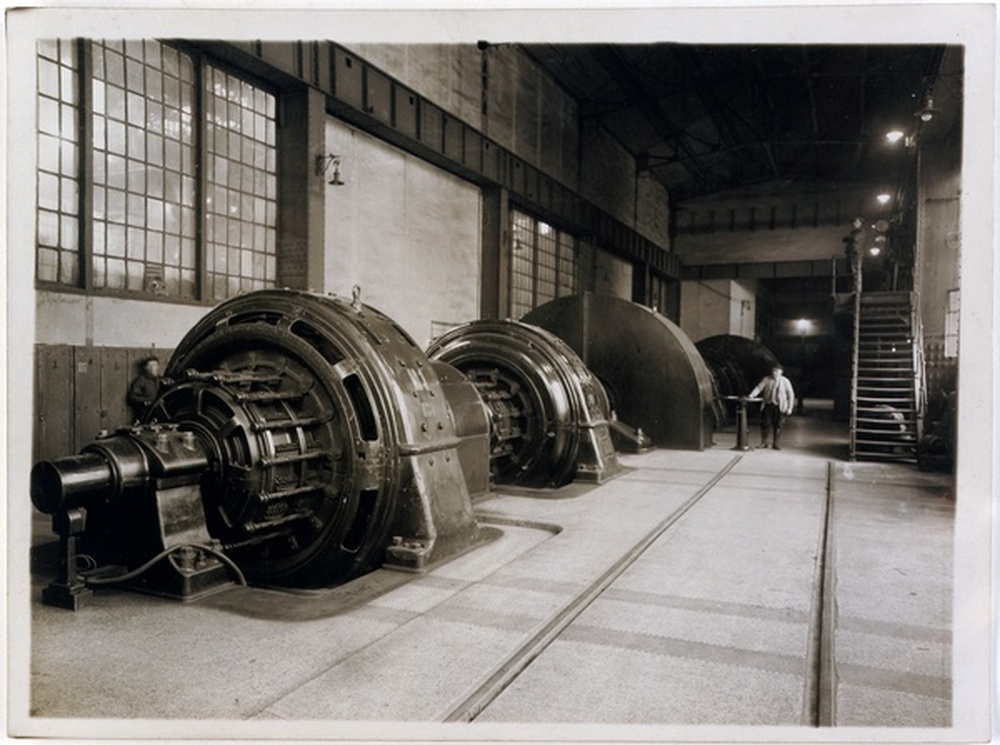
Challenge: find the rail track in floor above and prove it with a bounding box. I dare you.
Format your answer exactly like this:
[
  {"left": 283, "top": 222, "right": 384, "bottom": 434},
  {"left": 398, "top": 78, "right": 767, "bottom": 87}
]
[
  {"left": 445, "top": 455, "right": 838, "bottom": 725},
  {"left": 29, "top": 448, "right": 953, "bottom": 726}
]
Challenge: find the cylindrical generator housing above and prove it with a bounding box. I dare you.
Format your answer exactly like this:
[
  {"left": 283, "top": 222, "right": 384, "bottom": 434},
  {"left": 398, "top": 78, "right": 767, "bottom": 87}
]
[
  {"left": 696, "top": 334, "right": 782, "bottom": 425},
  {"left": 427, "top": 319, "right": 621, "bottom": 488},
  {"left": 696, "top": 334, "right": 781, "bottom": 399},
  {"left": 31, "top": 289, "right": 491, "bottom": 603},
  {"left": 523, "top": 293, "right": 717, "bottom": 450}
]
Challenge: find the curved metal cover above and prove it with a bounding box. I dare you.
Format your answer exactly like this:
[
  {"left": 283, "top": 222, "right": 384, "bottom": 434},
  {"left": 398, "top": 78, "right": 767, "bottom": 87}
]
[
  {"left": 427, "top": 319, "right": 621, "bottom": 487},
  {"left": 163, "top": 289, "right": 485, "bottom": 582},
  {"left": 523, "top": 293, "right": 716, "bottom": 450},
  {"left": 695, "top": 334, "right": 782, "bottom": 427},
  {"left": 696, "top": 334, "right": 781, "bottom": 397}
]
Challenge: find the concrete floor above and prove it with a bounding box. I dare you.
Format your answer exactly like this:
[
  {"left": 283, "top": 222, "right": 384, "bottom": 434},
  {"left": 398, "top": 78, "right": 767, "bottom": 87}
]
[{"left": 15, "top": 401, "right": 958, "bottom": 739}]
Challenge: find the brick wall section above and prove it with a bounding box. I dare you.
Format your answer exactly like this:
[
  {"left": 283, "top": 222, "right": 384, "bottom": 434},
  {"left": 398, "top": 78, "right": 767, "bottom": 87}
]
[
  {"left": 351, "top": 44, "right": 483, "bottom": 131},
  {"left": 635, "top": 171, "right": 670, "bottom": 248},
  {"left": 579, "top": 125, "right": 636, "bottom": 230}
]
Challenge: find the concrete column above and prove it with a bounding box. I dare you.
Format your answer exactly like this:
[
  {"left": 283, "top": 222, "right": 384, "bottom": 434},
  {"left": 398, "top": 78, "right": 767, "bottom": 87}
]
[
  {"left": 480, "top": 185, "right": 510, "bottom": 319},
  {"left": 276, "top": 86, "right": 326, "bottom": 291}
]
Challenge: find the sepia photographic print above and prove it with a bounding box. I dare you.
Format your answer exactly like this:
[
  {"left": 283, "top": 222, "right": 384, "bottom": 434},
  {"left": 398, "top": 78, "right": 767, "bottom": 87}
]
[{"left": 5, "top": 3, "right": 996, "bottom": 744}]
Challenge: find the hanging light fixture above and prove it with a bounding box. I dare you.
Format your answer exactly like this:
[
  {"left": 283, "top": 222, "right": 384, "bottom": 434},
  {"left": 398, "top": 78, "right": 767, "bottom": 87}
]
[
  {"left": 914, "top": 95, "right": 939, "bottom": 123},
  {"left": 315, "top": 153, "right": 346, "bottom": 186},
  {"left": 885, "top": 130, "right": 905, "bottom": 144}
]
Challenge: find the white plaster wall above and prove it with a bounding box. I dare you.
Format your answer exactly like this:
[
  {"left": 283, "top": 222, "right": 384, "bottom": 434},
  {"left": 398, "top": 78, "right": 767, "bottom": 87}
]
[
  {"left": 680, "top": 279, "right": 757, "bottom": 343},
  {"left": 324, "top": 119, "right": 481, "bottom": 348},
  {"left": 681, "top": 280, "right": 727, "bottom": 342},
  {"left": 916, "top": 141, "right": 962, "bottom": 339},
  {"left": 728, "top": 279, "right": 757, "bottom": 339},
  {"left": 35, "top": 292, "right": 210, "bottom": 348}
]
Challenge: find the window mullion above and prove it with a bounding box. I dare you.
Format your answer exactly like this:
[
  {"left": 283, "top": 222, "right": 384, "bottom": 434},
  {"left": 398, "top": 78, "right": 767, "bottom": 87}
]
[
  {"left": 507, "top": 214, "right": 515, "bottom": 317},
  {"left": 531, "top": 218, "right": 540, "bottom": 308},
  {"left": 556, "top": 233, "right": 564, "bottom": 297},
  {"left": 555, "top": 232, "right": 562, "bottom": 297},
  {"left": 78, "top": 38, "right": 94, "bottom": 292},
  {"left": 194, "top": 55, "right": 208, "bottom": 302}
]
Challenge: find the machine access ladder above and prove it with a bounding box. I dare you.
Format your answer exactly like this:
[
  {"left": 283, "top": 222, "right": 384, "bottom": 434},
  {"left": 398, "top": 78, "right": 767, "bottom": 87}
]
[{"left": 850, "top": 292, "right": 925, "bottom": 462}]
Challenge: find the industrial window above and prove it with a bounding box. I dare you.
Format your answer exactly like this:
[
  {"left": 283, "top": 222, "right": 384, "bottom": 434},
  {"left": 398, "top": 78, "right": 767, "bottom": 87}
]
[
  {"left": 37, "top": 39, "right": 277, "bottom": 302},
  {"left": 36, "top": 40, "right": 80, "bottom": 285},
  {"left": 509, "top": 209, "right": 577, "bottom": 318},
  {"left": 204, "top": 67, "right": 277, "bottom": 301},
  {"left": 944, "top": 289, "right": 959, "bottom": 358},
  {"left": 91, "top": 40, "right": 198, "bottom": 296},
  {"left": 646, "top": 272, "right": 671, "bottom": 316}
]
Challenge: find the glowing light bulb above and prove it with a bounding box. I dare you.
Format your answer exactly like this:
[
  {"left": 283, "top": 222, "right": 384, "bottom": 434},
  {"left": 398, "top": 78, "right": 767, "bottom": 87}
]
[{"left": 885, "top": 130, "right": 905, "bottom": 144}]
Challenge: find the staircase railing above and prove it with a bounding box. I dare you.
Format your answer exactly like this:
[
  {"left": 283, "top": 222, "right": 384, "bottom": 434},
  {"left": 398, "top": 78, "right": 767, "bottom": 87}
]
[
  {"left": 848, "top": 254, "right": 862, "bottom": 461},
  {"left": 910, "top": 292, "right": 927, "bottom": 441}
]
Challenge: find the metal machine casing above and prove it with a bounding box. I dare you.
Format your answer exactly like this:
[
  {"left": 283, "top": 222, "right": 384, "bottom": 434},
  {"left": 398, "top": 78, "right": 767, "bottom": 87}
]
[
  {"left": 696, "top": 334, "right": 782, "bottom": 425},
  {"left": 523, "top": 294, "right": 716, "bottom": 450},
  {"left": 427, "top": 319, "right": 621, "bottom": 488},
  {"left": 31, "top": 290, "right": 491, "bottom": 605}
]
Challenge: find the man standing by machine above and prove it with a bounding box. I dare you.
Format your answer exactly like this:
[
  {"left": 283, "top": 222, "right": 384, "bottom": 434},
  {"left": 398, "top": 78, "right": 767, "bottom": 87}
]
[
  {"left": 749, "top": 364, "right": 795, "bottom": 450},
  {"left": 128, "top": 355, "right": 163, "bottom": 422}
]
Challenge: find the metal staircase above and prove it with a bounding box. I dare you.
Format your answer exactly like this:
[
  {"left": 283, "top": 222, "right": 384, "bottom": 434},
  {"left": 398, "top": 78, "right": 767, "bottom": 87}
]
[{"left": 850, "top": 291, "right": 924, "bottom": 462}]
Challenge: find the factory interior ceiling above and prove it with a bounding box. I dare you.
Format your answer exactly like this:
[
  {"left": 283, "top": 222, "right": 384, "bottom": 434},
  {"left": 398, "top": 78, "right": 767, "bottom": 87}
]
[{"left": 520, "top": 43, "right": 957, "bottom": 205}]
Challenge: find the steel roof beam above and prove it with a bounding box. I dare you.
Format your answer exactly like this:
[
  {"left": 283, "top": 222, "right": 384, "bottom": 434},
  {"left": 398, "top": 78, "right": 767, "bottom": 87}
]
[{"left": 590, "top": 45, "right": 706, "bottom": 182}]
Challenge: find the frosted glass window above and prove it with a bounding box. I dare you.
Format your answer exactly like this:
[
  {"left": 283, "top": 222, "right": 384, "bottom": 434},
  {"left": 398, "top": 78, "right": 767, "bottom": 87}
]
[
  {"left": 39, "top": 40, "right": 279, "bottom": 302},
  {"left": 508, "top": 209, "right": 578, "bottom": 319},
  {"left": 556, "top": 230, "right": 578, "bottom": 298},
  {"left": 36, "top": 39, "right": 80, "bottom": 285},
  {"left": 204, "top": 65, "right": 277, "bottom": 301},
  {"left": 944, "top": 289, "right": 959, "bottom": 359},
  {"left": 91, "top": 39, "right": 195, "bottom": 298}
]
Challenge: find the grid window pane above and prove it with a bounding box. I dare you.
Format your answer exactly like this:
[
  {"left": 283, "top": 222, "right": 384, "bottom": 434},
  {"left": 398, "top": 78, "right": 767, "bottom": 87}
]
[
  {"left": 36, "top": 39, "right": 80, "bottom": 286},
  {"left": 944, "top": 289, "right": 959, "bottom": 358},
  {"left": 204, "top": 65, "right": 277, "bottom": 301},
  {"left": 38, "top": 247, "right": 59, "bottom": 282},
  {"left": 39, "top": 40, "right": 279, "bottom": 302},
  {"left": 508, "top": 209, "right": 579, "bottom": 318},
  {"left": 510, "top": 210, "right": 535, "bottom": 319},
  {"left": 535, "top": 220, "right": 558, "bottom": 305},
  {"left": 91, "top": 39, "right": 196, "bottom": 298},
  {"left": 557, "top": 230, "right": 578, "bottom": 298}
]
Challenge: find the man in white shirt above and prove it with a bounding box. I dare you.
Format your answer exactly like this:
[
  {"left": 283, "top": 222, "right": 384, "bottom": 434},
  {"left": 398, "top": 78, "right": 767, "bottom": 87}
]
[{"left": 749, "top": 364, "right": 796, "bottom": 450}]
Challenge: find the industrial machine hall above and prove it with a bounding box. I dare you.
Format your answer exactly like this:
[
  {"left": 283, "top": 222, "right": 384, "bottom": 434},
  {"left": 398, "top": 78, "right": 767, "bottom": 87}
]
[{"left": 6, "top": 6, "right": 997, "bottom": 745}]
